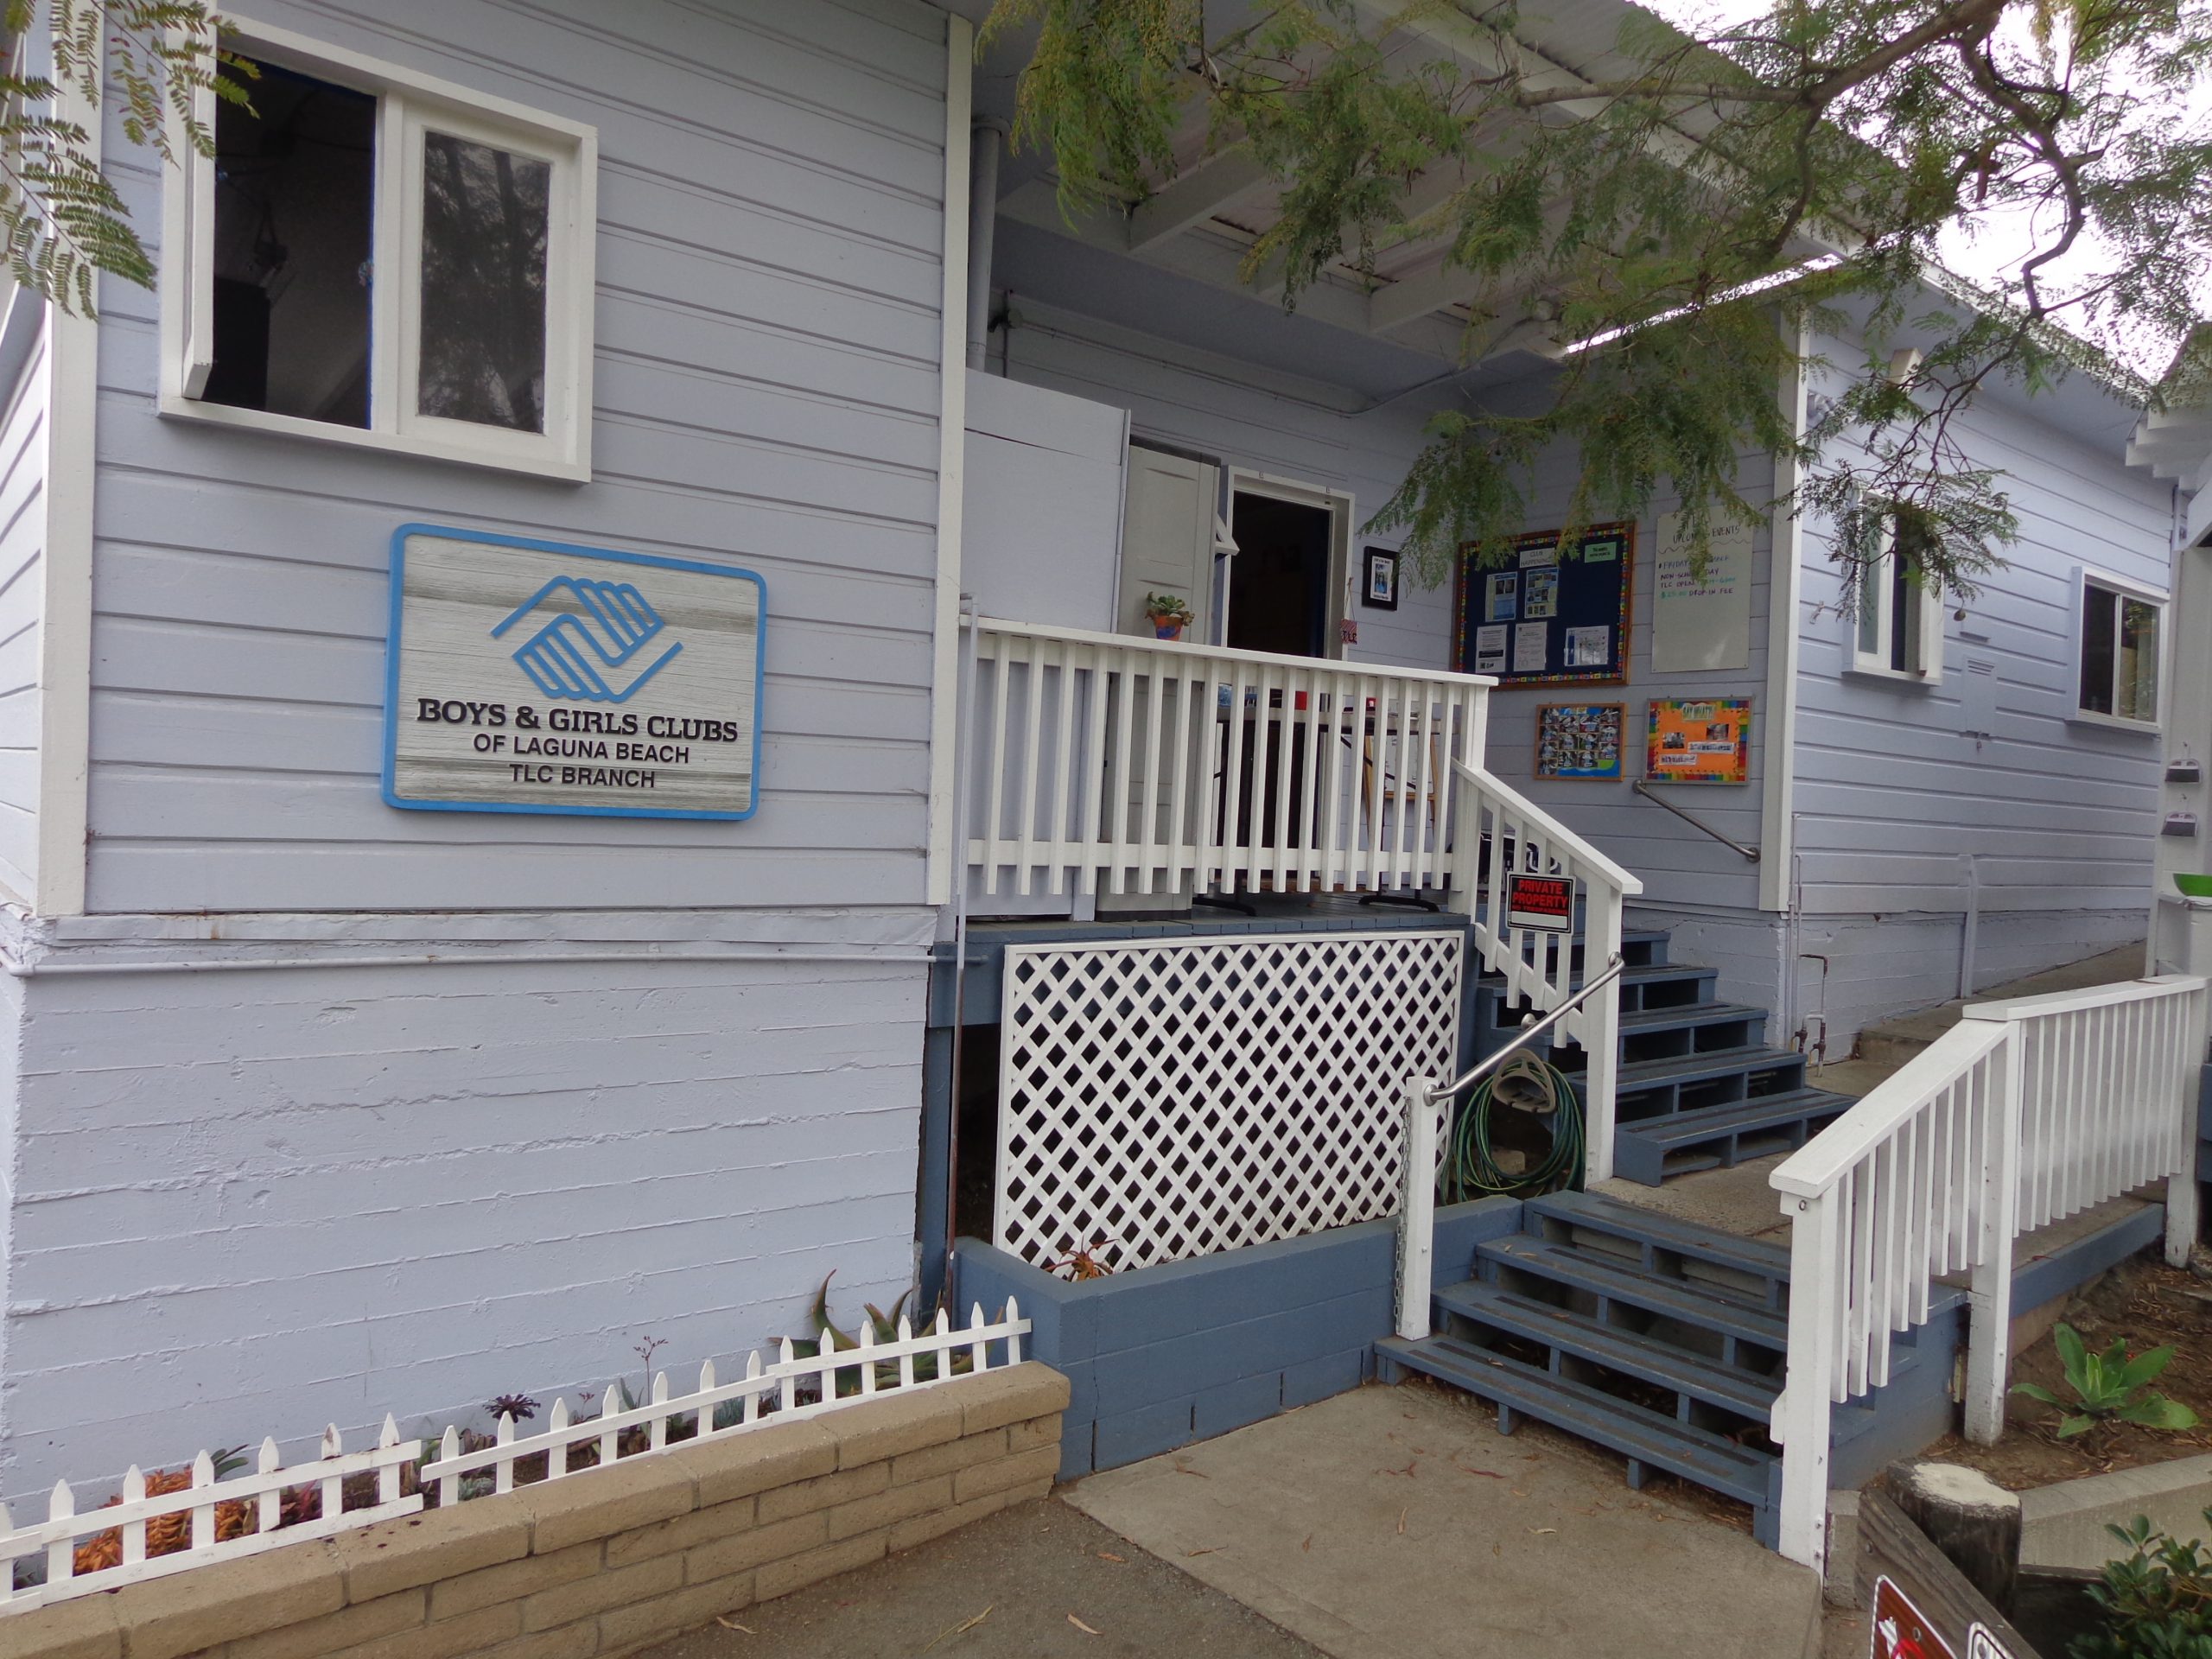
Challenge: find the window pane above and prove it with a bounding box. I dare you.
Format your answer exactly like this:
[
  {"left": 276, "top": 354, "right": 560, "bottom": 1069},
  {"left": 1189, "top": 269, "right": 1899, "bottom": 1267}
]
[
  {"left": 2118, "top": 596, "right": 2159, "bottom": 721},
  {"left": 1857, "top": 553, "right": 1881, "bottom": 658},
  {"left": 418, "top": 133, "right": 550, "bottom": 432},
  {"left": 207, "top": 59, "right": 376, "bottom": 427},
  {"left": 2079, "top": 584, "right": 2116, "bottom": 715},
  {"left": 1888, "top": 550, "right": 1915, "bottom": 672}
]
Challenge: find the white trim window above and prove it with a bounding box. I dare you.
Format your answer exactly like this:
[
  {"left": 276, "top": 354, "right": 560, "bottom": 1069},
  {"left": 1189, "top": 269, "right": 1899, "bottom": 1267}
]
[
  {"left": 2074, "top": 567, "right": 2164, "bottom": 730},
  {"left": 1850, "top": 523, "right": 1944, "bottom": 682},
  {"left": 160, "top": 19, "right": 597, "bottom": 480}
]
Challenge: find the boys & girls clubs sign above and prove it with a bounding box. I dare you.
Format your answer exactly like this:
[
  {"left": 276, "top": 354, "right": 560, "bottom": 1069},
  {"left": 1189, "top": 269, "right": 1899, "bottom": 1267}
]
[{"left": 381, "top": 524, "right": 766, "bottom": 819}]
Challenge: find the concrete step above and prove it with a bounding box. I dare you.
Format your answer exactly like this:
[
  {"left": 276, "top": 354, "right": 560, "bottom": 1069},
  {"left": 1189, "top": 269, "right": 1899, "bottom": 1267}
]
[{"left": 1612, "top": 1090, "right": 1858, "bottom": 1187}]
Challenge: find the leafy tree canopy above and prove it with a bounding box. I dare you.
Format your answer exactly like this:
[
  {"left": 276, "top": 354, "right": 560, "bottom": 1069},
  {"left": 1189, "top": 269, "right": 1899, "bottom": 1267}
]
[{"left": 983, "top": 0, "right": 2212, "bottom": 594}]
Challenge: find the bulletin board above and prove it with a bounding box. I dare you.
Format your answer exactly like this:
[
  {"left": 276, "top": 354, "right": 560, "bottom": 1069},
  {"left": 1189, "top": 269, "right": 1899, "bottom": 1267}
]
[{"left": 1452, "top": 523, "right": 1633, "bottom": 686}]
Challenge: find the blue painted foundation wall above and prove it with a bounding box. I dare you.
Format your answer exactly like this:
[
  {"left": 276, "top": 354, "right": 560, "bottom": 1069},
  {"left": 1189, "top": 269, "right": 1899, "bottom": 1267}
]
[{"left": 954, "top": 1197, "right": 1523, "bottom": 1481}]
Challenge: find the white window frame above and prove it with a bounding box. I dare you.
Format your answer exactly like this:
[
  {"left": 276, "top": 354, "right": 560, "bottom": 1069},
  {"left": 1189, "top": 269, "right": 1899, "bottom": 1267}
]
[
  {"left": 2069, "top": 563, "right": 2166, "bottom": 733},
  {"left": 1847, "top": 520, "right": 1945, "bottom": 683},
  {"left": 158, "top": 17, "right": 597, "bottom": 481}
]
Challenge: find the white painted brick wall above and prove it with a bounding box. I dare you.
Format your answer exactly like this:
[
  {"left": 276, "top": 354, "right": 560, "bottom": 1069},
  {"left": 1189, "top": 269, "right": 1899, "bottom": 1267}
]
[{"left": 0, "top": 952, "right": 925, "bottom": 1499}]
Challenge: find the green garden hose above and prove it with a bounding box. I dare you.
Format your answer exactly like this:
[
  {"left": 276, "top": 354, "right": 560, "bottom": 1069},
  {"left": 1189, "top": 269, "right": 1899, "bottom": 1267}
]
[{"left": 1438, "top": 1050, "right": 1586, "bottom": 1202}]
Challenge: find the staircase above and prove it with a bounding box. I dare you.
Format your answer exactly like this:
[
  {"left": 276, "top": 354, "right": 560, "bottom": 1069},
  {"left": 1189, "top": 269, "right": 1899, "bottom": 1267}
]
[
  {"left": 1399, "top": 922, "right": 1959, "bottom": 1543},
  {"left": 1474, "top": 926, "right": 1857, "bottom": 1186},
  {"left": 1379, "top": 1191, "right": 1961, "bottom": 1545}
]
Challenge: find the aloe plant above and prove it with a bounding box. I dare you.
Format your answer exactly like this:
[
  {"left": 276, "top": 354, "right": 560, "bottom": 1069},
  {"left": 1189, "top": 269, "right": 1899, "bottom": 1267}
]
[{"left": 2013, "top": 1324, "right": 2201, "bottom": 1440}]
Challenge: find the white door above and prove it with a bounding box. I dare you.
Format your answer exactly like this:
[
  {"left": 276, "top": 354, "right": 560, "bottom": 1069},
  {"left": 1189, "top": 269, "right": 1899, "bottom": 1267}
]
[{"left": 1118, "top": 446, "right": 1217, "bottom": 640}]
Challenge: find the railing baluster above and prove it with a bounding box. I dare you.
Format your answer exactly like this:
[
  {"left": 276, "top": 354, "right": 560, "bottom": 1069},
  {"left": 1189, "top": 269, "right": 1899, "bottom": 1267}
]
[
  {"left": 1015, "top": 638, "right": 1046, "bottom": 897},
  {"left": 982, "top": 640, "right": 1010, "bottom": 895}
]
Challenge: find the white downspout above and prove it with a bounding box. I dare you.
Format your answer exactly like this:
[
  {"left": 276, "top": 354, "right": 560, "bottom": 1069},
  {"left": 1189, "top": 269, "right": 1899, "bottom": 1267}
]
[{"left": 966, "top": 118, "right": 1006, "bottom": 372}]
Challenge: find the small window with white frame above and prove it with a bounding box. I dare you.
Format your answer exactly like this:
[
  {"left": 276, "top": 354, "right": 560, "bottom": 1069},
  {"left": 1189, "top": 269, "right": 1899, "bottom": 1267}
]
[
  {"left": 160, "top": 20, "right": 596, "bottom": 480},
  {"left": 2074, "top": 568, "right": 2164, "bottom": 729},
  {"left": 1850, "top": 520, "right": 1945, "bottom": 681}
]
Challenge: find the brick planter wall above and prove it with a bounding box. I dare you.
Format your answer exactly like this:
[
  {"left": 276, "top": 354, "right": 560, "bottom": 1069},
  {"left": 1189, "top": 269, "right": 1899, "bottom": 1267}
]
[{"left": 0, "top": 1363, "right": 1069, "bottom": 1659}]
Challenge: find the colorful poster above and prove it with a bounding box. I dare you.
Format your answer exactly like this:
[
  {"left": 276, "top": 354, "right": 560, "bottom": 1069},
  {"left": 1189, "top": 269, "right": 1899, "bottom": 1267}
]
[
  {"left": 1513, "top": 621, "right": 1549, "bottom": 672},
  {"left": 1485, "top": 573, "right": 1519, "bottom": 620},
  {"left": 1535, "top": 703, "right": 1624, "bottom": 780},
  {"left": 1524, "top": 567, "right": 1559, "bottom": 618},
  {"left": 1474, "top": 625, "right": 1508, "bottom": 672},
  {"left": 1645, "top": 696, "right": 1751, "bottom": 785}
]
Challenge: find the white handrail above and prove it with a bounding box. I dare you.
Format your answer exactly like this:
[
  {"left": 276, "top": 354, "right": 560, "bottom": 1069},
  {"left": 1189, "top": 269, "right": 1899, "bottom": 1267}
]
[
  {"left": 1769, "top": 974, "right": 2209, "bottom": 1575},
  {"left": 1452, "top": 762, "right": 1642, "bottom": 1182}
]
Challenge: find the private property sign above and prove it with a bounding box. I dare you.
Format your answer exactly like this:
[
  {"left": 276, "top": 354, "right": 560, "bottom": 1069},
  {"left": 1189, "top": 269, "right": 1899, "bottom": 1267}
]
[
  {"left": 1507, "top": 873, "right": 1574, "bottom": 931},
  {"left": 383, "top": 525, "right": 765, "bottom": 819}
]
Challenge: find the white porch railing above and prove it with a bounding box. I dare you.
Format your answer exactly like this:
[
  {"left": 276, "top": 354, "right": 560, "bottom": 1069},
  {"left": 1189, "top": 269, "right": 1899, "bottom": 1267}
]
[
  {"left": 965, "top": 618, "right": 1490, "bottom": 898},
  {"left": 1453, "top": 760, "right": 1644, "bottom": 1182},
  {"left": 1768, "top": 974, "right": 2209, "bottom": 1574}
]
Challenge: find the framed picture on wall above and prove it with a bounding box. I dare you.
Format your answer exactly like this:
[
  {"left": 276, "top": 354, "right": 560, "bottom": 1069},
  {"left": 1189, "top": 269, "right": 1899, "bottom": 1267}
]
[
  {"left": 1645, "top": 696, "right": 1751, "bottom": 785},
  {"left": 1363, "top": 546, "right": 1400, "bottom": 610},
  {"left": 1535, "top": 702, "right": 1625, "bottom": 780}
]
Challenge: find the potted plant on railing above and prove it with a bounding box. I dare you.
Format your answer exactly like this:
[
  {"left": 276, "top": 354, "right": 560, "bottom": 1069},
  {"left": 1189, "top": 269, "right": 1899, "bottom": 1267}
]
[{"left": 1143, "top": 592, "right": 1193, "bottom": 641}]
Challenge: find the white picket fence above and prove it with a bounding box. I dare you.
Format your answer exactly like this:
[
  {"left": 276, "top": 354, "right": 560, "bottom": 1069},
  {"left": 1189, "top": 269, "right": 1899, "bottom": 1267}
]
[
  {"left": 965, "top": 617, "right": 1491, "bottom": 899},
  {"left": 1454, "top": 760, "right": 1643, "bottom": 1180},
  {"left": 0, "top": 1302, "right": 1028, "bottom": 1612},
  {"left": 1767, "top": 974, "right": 2209, "bottom": 1574}
]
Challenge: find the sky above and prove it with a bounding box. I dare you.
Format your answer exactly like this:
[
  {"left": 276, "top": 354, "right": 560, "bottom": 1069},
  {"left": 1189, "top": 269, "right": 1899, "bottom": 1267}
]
[{"left": 1631, "top": 0, "right": 2212, "bottom": 375}]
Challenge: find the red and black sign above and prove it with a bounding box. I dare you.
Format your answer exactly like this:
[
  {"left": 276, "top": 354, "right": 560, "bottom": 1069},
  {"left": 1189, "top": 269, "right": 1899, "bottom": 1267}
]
[{"left": 1506, "top": 874, "right": 1574, "bottom": 933}]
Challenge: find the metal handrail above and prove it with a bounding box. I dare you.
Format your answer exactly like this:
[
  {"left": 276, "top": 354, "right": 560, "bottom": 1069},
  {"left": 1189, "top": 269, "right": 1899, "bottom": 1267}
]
[
  {"left": 1424, "top": 953, "right": 1627, "bottom": 1103},
  {"left": 1632, "top": 779, "right": 1759, "bottom": 861}
]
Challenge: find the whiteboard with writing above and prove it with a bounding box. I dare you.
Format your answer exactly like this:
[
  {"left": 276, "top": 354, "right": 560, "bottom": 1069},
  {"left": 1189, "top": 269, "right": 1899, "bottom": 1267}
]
[{"left": 1651, "top": 513, "right": 1752, "bottom": 674}]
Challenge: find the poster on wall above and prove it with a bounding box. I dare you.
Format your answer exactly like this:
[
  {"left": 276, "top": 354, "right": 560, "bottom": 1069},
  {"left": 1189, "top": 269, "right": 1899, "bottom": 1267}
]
[
  {"left": 1452, "top": 523, "right": 1633, "bottom": 686},
  {"left": 384, "top": 524, "right": 766, "bottom": 819},
  {"left": 1651, "top": 512, "right": 1753, "bottom": 673},
  {"left": 1535, "top": 703, "right": 1624, "bottom": 780},
  {"left": 1645, "top": 696, "right": 1751, "bottom": 785}
]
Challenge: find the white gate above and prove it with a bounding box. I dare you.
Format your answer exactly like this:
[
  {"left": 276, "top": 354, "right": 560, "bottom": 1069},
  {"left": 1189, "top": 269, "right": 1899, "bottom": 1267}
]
[{"left": 994, "top": 929, "right": 1465, "bottom": 1274}]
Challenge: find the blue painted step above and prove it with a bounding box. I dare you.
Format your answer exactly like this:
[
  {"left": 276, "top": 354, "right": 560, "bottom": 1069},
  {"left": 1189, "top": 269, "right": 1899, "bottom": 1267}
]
[
  {"left": 1375, "top": 1332, "right": 1783, "bottom": 1541},
  {"left": 1523, "top": 1191, "right": 1790, "bottom": 1295},
  {"left": 1478, "top": 1234, "right": 1787, "bottom": 1355},
  {"left": 1612, "top": 1089, "right": 1857, "bottom": 1187}
]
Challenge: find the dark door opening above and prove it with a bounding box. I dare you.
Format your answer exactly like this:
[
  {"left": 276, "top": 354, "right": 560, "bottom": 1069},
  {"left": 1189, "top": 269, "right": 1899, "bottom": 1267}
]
[{"left": 1226, "top": 491, "right": 1334, "bottom": 658}]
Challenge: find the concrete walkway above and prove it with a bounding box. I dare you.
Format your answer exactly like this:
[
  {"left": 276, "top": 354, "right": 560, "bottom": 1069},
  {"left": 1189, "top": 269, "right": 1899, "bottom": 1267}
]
[{"left": 1061, "top": 1382, "right": 1823, "bottom": 1659}]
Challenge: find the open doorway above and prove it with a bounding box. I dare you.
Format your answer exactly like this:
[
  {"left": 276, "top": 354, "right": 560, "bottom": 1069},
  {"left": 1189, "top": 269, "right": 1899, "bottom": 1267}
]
[{"left": 1226, "top": 485, "right": 1344, "bottom": 658}]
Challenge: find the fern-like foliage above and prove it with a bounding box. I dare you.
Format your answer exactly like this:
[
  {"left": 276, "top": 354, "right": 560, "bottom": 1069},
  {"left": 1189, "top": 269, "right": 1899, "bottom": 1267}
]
[{"left": 0, "top": 3, "right": 250, "bottom": 314}]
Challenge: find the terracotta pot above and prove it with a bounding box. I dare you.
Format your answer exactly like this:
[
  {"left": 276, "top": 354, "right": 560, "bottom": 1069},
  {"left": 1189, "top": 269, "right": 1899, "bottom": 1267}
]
[{"left": 1150, "top": 618, "right": 1186, "bottom": 640}]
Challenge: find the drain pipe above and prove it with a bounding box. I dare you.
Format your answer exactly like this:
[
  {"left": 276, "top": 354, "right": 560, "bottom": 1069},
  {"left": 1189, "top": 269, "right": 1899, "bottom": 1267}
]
[{"left": 966, "top": 118, "right": 1007, "bottom": 372}]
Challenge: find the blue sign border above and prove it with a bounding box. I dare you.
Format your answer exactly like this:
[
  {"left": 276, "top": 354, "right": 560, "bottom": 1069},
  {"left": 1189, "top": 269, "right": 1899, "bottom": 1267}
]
[{"left": 382, "top": 522, "right": 766, "bottom": 821}]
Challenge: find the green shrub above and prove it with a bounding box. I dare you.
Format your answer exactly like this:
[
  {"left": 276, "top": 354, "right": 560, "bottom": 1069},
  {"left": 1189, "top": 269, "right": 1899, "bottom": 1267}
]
[{"left": 2073, "top": 1510, "right": 2212, "bottom": 1659}]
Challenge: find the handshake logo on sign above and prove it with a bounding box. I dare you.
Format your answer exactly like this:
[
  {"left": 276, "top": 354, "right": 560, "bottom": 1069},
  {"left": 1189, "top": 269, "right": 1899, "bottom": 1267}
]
[{"left": 492, "top": 575, "right": 684, "bottom": 703}]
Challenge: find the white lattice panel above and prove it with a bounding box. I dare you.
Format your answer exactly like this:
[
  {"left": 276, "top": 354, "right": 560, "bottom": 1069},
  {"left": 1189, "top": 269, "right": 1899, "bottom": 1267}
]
[{"left": 994, "top": 929, "right": 1465, "bottom": 1274}]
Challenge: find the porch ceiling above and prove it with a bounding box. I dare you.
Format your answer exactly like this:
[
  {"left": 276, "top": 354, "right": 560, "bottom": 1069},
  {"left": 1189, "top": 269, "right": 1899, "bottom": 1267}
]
[{"left": 969, "top": 0, "right": 1750, "bottom": 399}]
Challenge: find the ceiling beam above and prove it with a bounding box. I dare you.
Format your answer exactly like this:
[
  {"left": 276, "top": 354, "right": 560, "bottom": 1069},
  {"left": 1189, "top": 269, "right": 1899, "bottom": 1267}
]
[{"left": 1127, "top": 147, "right": 1274, "bottom": 253}]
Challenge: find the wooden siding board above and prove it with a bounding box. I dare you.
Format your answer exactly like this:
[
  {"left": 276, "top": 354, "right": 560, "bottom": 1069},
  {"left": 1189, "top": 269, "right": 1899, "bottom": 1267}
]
[
  {"left": 1789, "top": 326, "right": 2169, "bottom": 919},
  {"left": 85, "top": 0, "right": 950, "bottom": 917}
]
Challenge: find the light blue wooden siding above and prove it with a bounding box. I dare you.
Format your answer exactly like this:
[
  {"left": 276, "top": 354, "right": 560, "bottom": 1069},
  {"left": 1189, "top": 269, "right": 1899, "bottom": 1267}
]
[
  {"left": 1480, "top": 436, "right": 1776, "bottom": 917},
  {"left": 86, "top": 0, "right": 949, "bottom": 915},
  {"left": 1791, "top": 338, "right": 2171, "bottom": 918},
  {"left": 999, "top": 311, "right": 1771, "bottom": 914},
  {"left": 0, "top": 320, "right": 45, "bottom": 906}
]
